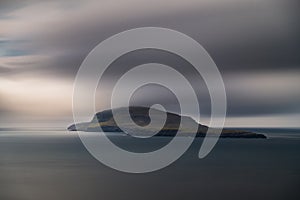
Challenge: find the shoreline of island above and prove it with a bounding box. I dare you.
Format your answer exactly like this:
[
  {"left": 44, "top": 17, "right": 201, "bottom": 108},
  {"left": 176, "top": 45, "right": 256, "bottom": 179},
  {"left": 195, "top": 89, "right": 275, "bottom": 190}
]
[{"left": 68, "top": 107, "right": 267, "bottom": 139}]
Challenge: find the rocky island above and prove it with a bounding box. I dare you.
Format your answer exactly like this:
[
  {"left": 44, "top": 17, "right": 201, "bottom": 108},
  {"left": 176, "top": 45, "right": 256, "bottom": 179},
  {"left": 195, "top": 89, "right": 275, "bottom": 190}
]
[{"left": 68, "top": 106, "right": 266, "bottom": 138}]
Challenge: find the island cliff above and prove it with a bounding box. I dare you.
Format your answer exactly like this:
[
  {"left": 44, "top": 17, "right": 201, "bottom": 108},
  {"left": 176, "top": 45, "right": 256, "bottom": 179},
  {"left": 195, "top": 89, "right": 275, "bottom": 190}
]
[{"left": 68, "top": 106, "right": 266, "bottom": 138}]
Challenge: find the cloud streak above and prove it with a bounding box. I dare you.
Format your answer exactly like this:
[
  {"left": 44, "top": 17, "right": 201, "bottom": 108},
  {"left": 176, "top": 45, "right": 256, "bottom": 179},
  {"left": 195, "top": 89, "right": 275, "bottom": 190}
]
[{"left": 0, "top": 0, "right": 299, "bottom": 127}]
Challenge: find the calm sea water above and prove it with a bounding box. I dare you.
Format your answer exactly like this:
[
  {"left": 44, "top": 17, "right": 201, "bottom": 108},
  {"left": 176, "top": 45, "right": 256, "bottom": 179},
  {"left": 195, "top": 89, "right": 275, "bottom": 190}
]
[{"left": 0, "top": 128, "right": 299, "bottom": 200}]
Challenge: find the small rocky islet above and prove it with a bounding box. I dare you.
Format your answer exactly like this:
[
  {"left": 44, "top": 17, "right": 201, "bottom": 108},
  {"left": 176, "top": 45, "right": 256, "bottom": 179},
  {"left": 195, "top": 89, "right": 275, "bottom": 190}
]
[{"left": 68, "top": 106, "right": 267, "bottom": 138}]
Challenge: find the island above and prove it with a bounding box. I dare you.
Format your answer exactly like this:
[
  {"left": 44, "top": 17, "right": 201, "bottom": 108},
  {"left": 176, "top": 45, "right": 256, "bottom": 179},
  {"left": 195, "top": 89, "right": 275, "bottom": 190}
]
[{"left": 68, "top": 106, "right": 266, "bottom": 138}]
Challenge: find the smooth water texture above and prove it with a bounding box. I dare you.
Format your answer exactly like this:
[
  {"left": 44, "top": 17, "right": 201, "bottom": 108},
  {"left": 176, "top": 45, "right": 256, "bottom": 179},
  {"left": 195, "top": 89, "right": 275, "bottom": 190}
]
[{"left": 0, "top": 128, "right": 299, "bottom": 200}]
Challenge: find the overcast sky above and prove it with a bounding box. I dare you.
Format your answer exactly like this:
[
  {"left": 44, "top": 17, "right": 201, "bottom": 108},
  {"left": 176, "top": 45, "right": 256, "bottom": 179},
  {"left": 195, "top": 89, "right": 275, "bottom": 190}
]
[{"left": 0, "top": 0, "right": 299, "bottom": 127}]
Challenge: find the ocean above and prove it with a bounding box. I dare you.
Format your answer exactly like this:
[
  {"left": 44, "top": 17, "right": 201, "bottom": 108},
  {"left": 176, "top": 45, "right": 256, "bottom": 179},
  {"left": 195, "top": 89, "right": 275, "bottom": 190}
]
[{"left": 0, "top": 128, "right": 299, "bottom": 200}]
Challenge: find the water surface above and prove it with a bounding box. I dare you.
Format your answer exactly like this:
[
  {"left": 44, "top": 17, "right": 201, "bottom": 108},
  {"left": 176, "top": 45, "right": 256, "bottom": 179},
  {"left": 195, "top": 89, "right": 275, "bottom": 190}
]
[{"left": 0, "top": 128, "right": 299, "bottom": 200}]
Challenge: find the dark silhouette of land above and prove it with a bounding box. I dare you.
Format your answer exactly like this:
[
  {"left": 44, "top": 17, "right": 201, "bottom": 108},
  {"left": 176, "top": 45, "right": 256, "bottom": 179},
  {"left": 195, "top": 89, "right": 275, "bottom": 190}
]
[{"left": 68, "top": 107, "right": 266, "bottom": 138}]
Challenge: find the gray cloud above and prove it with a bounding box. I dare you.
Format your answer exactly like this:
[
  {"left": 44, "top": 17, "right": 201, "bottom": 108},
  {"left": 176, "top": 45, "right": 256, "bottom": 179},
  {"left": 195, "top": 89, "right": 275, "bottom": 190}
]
[
  {"left": 0, "top": 0, "right": 299, "bottom": 126},
  {"left": 2, "top": 0, "right": 299, "bottom": 77}
]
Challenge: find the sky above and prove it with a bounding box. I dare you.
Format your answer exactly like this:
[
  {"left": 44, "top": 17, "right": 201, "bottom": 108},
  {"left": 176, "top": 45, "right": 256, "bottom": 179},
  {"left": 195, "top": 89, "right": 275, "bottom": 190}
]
[{"left": 0, "top": 0, "right": 299, "bottom": 128}]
